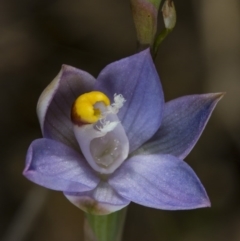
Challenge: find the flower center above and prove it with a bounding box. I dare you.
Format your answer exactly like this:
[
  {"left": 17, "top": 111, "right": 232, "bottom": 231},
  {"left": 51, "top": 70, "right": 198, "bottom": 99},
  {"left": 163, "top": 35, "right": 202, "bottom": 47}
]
[
  {"left": 71, "top": 91, "right": 110, "bottom": 124},
  {"left": 71, "top": 91, "right": 129, "bottom": 174},
  {"left": 90, "top": 134, "right": 121, "bottom": 168}
]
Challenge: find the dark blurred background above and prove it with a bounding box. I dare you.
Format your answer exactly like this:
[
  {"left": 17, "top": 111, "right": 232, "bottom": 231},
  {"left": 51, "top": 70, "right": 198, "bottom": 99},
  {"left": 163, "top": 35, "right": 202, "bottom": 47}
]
[{"left": 1, "top": 0, "right": 240, "bottom": 240}]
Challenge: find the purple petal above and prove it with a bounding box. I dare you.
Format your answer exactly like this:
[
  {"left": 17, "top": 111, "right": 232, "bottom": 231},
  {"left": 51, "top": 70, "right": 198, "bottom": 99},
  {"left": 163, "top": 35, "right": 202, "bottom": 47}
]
[
  {"left": 137, "top": 93, "right": 223, "bottom": 159},
  {"left": 64, "top": 182, "right": 130, "bottom": 215},
  {"left": 23, "top": 138, "right": 99, "bottom": 192},
  {"left": 95, "top": 49, "right": 164, "bottom": 152},
  {"left": 109, "top": 154, "right": 210, "bottom": 210},
  {"left": 37, "top": 65, "right": 95, "bottom": 150}
]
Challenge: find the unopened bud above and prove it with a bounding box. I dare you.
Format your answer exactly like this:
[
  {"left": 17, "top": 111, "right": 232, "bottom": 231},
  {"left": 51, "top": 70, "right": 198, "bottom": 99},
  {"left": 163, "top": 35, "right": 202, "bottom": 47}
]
[
  {"left": 131, "top": 0, "right": 161, "bottom": 47},
  {"left": 162, "top": 0, "right": 176, "bottom": 30}
]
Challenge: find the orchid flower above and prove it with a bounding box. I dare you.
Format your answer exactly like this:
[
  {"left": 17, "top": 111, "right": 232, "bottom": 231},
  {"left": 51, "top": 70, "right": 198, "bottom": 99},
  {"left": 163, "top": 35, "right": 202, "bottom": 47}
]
[{"left": 23, "top": 49, "right": 222, "bottom": 215}]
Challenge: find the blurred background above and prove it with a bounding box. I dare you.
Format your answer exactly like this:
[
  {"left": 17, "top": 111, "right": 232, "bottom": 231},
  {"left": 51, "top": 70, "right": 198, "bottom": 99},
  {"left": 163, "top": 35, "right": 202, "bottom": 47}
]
[{"left": 0, "top": 0, "right": 240, "bottom": 240}]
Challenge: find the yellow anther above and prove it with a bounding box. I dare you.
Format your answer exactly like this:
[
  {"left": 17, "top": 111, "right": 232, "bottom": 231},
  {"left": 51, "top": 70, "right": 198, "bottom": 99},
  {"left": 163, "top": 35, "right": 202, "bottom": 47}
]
[{"left": 71, "top": 91, "right": 110, "bottom": 124}]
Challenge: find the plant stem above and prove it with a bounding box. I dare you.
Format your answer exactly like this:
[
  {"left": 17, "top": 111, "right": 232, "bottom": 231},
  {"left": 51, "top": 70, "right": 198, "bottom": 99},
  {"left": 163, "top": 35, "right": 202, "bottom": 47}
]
[
  {"left": 84, "top": 208, "right": 127, "bottom": 241},
  {"left": 153, "top": 28, "right": 172, "bottom": 59}
]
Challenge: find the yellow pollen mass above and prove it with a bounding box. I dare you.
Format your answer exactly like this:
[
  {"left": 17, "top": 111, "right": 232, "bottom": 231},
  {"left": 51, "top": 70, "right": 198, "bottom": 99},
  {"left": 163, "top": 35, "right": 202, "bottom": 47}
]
[{"left": 72, "top": 91, "right": 110, "bottom": 124}]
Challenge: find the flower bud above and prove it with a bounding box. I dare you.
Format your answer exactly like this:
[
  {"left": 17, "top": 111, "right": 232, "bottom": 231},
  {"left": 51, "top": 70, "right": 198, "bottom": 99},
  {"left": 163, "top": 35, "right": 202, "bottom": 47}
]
[
  {"left": 131, "top": 0, "right": 162, "bottom": 47},
  {"left": 162, "top": 0, "right": 176, "bottom": 30}
]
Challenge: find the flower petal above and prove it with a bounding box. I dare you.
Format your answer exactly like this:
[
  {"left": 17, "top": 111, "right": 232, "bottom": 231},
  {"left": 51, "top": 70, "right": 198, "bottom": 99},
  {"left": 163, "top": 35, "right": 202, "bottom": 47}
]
[
  {"left": 64, "top": 182, "right": 130, "bottom": 215},
  {"left": 109, "top": 154, "right": 210, "bottom": 210},
  {"left": 95, "top": 49, "right": 164, "bottom": 152},
  {"left": 136, "top": 93, "right": 223, "bottom": 159},
  {"left": 37, "top": 65, "right": 96, "bottom": 150},
  {"left": 23, "top": 138, "right": 99, "bottom": 192}
]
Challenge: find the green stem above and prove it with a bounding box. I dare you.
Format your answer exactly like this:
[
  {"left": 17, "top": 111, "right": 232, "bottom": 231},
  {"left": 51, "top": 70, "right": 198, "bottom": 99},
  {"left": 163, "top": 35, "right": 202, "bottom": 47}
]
[
  {"left": 152, "top": 28, "right": 172, "bottom": 59},
  {"left": 84, "top": 208, "right": 127, "bottom": 241}
]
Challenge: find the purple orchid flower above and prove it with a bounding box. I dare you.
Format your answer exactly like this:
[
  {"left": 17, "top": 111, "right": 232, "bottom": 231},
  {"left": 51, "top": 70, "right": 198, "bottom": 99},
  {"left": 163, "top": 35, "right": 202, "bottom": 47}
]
[{"left": 23, "top": 49, "right": 223, "bottom": 215}]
